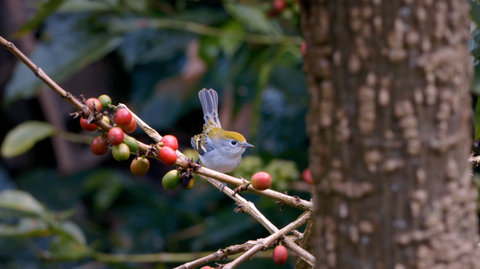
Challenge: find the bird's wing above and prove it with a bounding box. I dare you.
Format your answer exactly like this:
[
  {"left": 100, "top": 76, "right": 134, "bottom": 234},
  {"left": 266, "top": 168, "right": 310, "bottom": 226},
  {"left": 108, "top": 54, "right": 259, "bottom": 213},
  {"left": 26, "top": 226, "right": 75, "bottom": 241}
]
[
  {"left": 191, "top": 133, "right": 214, "bottom": 156},
  {"left": 199, "top": 88, "right": 221, "bottom": 128}
]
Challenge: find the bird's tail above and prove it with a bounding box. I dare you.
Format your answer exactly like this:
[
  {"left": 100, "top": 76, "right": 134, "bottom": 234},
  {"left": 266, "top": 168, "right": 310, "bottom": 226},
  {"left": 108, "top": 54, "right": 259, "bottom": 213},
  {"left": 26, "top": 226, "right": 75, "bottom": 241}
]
[{"left": 199, "top": 88, "right": 221, "bottom": 128}]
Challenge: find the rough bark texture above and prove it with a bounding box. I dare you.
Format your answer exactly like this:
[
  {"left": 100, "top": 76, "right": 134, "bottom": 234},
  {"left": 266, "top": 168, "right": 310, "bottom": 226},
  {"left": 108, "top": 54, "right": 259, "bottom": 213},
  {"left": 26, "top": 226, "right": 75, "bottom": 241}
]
[{"left": 301, "top": 0, "right": 480, "bottom": 268}]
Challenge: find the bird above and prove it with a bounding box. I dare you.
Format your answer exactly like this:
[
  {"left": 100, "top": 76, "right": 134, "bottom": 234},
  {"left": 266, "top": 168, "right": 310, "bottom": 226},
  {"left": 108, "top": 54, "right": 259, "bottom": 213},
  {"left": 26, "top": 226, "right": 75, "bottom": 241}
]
[{"left": 191, "top": 88, "right": 253, "bottom": 173}]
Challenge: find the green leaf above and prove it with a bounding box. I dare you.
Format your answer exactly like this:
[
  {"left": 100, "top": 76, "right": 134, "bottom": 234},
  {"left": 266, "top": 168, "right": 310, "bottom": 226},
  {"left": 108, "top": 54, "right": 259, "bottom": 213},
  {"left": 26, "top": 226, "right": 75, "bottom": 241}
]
[
  {"left": 224, "top": 3, "right": 281, "bottom": 35},
  {"left": 58, "top": 221, "right": 86, "bottom": 245},
  {"left": 0, "top": 218, "right": 50, "bottom": 237},
  {"left": 48, "top": 234, "right": 89, "bottom": 260},
  {"left": 1, "top": 121, "right": 55, "bottom": 158},
  {"left": 0, "top": 190, "right": 46, "bottom": 218},
  {"left": 15, "top": 0, "right": 65, "bottom": 37},
  {"left": 83, "top": 170, "right": 124, "bottom": 213},
  {"left": 219, "top": 21, "right": 244, "bottom": 58},
  {"left": 199, "top": 36, "right": 221, "bottom": 65},
  {"left": 4, "top": 15, "right": 122, "bottom": 104},
  {"left": 93, "top": 178, "right": 123, "bottom": 213}
]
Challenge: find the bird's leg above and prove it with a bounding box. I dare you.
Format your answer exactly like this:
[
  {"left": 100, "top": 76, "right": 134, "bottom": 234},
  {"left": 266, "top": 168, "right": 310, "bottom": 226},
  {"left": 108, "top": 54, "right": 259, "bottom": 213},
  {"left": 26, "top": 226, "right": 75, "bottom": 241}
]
[{"left": 219, "top": 182, "right": 227, "bottom": 192}]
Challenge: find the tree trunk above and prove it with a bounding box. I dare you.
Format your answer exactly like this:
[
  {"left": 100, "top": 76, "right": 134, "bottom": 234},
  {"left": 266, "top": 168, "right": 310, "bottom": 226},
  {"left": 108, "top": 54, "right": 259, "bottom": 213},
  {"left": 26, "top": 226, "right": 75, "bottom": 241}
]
[{"left": 301, "top": 0, "right": 480, "bottom": 268}]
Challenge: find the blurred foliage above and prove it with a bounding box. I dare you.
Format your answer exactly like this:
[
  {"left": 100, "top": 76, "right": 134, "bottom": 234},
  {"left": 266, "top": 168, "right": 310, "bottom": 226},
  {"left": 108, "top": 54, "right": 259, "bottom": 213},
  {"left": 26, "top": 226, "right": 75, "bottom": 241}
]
[
  {"left": 1, "top": 0, "right": 309, "bottom": 268},
  {"left": 1, "top": 121, "right": 55, "bottom": 158}
]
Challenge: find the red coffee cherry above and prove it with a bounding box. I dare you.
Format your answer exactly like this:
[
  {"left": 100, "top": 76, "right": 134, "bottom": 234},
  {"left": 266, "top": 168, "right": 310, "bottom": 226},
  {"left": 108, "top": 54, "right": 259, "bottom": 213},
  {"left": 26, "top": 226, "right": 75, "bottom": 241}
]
[
  {"left": 159, "top": 146, "right": 177, "bottom": 166},
  {"left": 272, "top": 245, "right": 288, "bottom": 265},
  {"left": 80, "top": 117, "right": 98, "bottom": 131},
  {"left": 121, "top": 118, "right": 137, "bottom": 133},
  {"left": 300, "top": 42, "right": 307, "bottom": 56},
  {"left": 114, "top": 108, "right": 132, "bottom": 126},
  {"left": 251, "top": 171, "right": 272, "bottom": 191},
  {"left": 108, "top": 127, "right": 125, "bottom": 145},
  {"left": 302, "top": 168, "right": 313, "bottom": 185},
  {"left": 273, "top": 0, "right": 287, "bottom": 12},
  {"left": 161, "top": 135, "right": 179, "bottom": 151},
  {"left": 90, "top": 136, "right": 108, "bottom": 155}
]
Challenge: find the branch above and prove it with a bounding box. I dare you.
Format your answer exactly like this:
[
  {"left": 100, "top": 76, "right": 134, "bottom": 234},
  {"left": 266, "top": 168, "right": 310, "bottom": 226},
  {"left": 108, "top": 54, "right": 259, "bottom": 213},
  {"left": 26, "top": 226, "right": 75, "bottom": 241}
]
[
  {"left": 191, "top": 162, "right": 312, "bottom": 211},
  {"left": 174, "top": 241, "right": 257, "bottom": 269},
  {"left": 174, "top": 234, "right": 300, "bottom": 269},
  {"left": 202, "top": 176, "right": 277, "bottom": 232},
  {"left": 200, "top": 175, "right": 315, "bottom": 266},
  {"left": 93, "top": 247, "right": 273, "bottom": 264},
  {"left": 223, "top": 211, "right": 311, "bottom": 269}
]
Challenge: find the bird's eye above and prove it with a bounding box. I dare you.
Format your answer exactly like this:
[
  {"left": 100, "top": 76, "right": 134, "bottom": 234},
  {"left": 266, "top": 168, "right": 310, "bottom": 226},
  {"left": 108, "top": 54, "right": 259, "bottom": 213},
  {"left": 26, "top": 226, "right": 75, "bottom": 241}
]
[{"left": 230, "top": 140, "right": 237, "bottom": 145}]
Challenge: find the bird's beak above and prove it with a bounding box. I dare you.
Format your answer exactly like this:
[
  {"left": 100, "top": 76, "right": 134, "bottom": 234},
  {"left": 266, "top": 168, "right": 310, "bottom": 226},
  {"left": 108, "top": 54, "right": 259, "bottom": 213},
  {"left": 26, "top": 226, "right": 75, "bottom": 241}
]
[{"left": 242, "top": 142, "right": 254, "bottom": 148}]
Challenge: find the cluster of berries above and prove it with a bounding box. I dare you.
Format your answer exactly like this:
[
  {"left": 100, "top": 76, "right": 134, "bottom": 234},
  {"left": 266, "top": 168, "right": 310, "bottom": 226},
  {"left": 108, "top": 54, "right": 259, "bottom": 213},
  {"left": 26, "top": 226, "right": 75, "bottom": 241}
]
[{"left": 79, "top": 95, "right": 179, "bottom": 179}]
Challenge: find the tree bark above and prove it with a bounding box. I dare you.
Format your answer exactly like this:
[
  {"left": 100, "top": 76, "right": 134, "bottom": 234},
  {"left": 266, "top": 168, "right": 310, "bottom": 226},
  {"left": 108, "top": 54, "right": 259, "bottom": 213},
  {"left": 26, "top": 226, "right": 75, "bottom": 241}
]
[{"left": 301, "top": 0, "right": 480, "bottom": 268}]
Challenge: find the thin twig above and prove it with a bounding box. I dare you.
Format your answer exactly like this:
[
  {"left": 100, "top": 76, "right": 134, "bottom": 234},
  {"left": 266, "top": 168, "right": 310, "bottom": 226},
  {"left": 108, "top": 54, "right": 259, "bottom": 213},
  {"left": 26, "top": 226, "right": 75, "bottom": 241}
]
[
  {"left": 175, "top": 235, "right": 300, "bottom": 269},
  {"left": 201, "top": 175, "right": 315, "bottom": 266},
  {"left": 0, "top": 35, "right": 85, "bottom": 113},
  {"left": 189, "top": 162, "right": 313, "bottom": 211},
  {"left": 174, "top": 241, "right": 257, "bottom": 269},
  {"left": 203, "top": 176, "right": 277, "bottom": 232},
  {"left": 93, "top": 246, "right": 273, "bottom": 264},
  {"left": 223, "top": 211, "right": 311, "bottom": 269}
]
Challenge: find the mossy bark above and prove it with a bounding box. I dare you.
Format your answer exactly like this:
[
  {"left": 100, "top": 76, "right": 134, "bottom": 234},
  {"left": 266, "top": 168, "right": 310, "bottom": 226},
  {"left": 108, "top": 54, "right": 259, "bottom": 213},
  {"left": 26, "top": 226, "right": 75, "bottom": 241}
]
[{"left": 301, "top": 0, "right": 480, "bottom": 268}]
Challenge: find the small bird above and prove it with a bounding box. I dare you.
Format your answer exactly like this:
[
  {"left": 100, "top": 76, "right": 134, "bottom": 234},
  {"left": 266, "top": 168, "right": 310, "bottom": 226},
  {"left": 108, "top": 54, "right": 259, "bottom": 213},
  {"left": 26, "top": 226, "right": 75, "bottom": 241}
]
[{"left": 191, "top": 89, "right": 253, "bottom": 173}]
